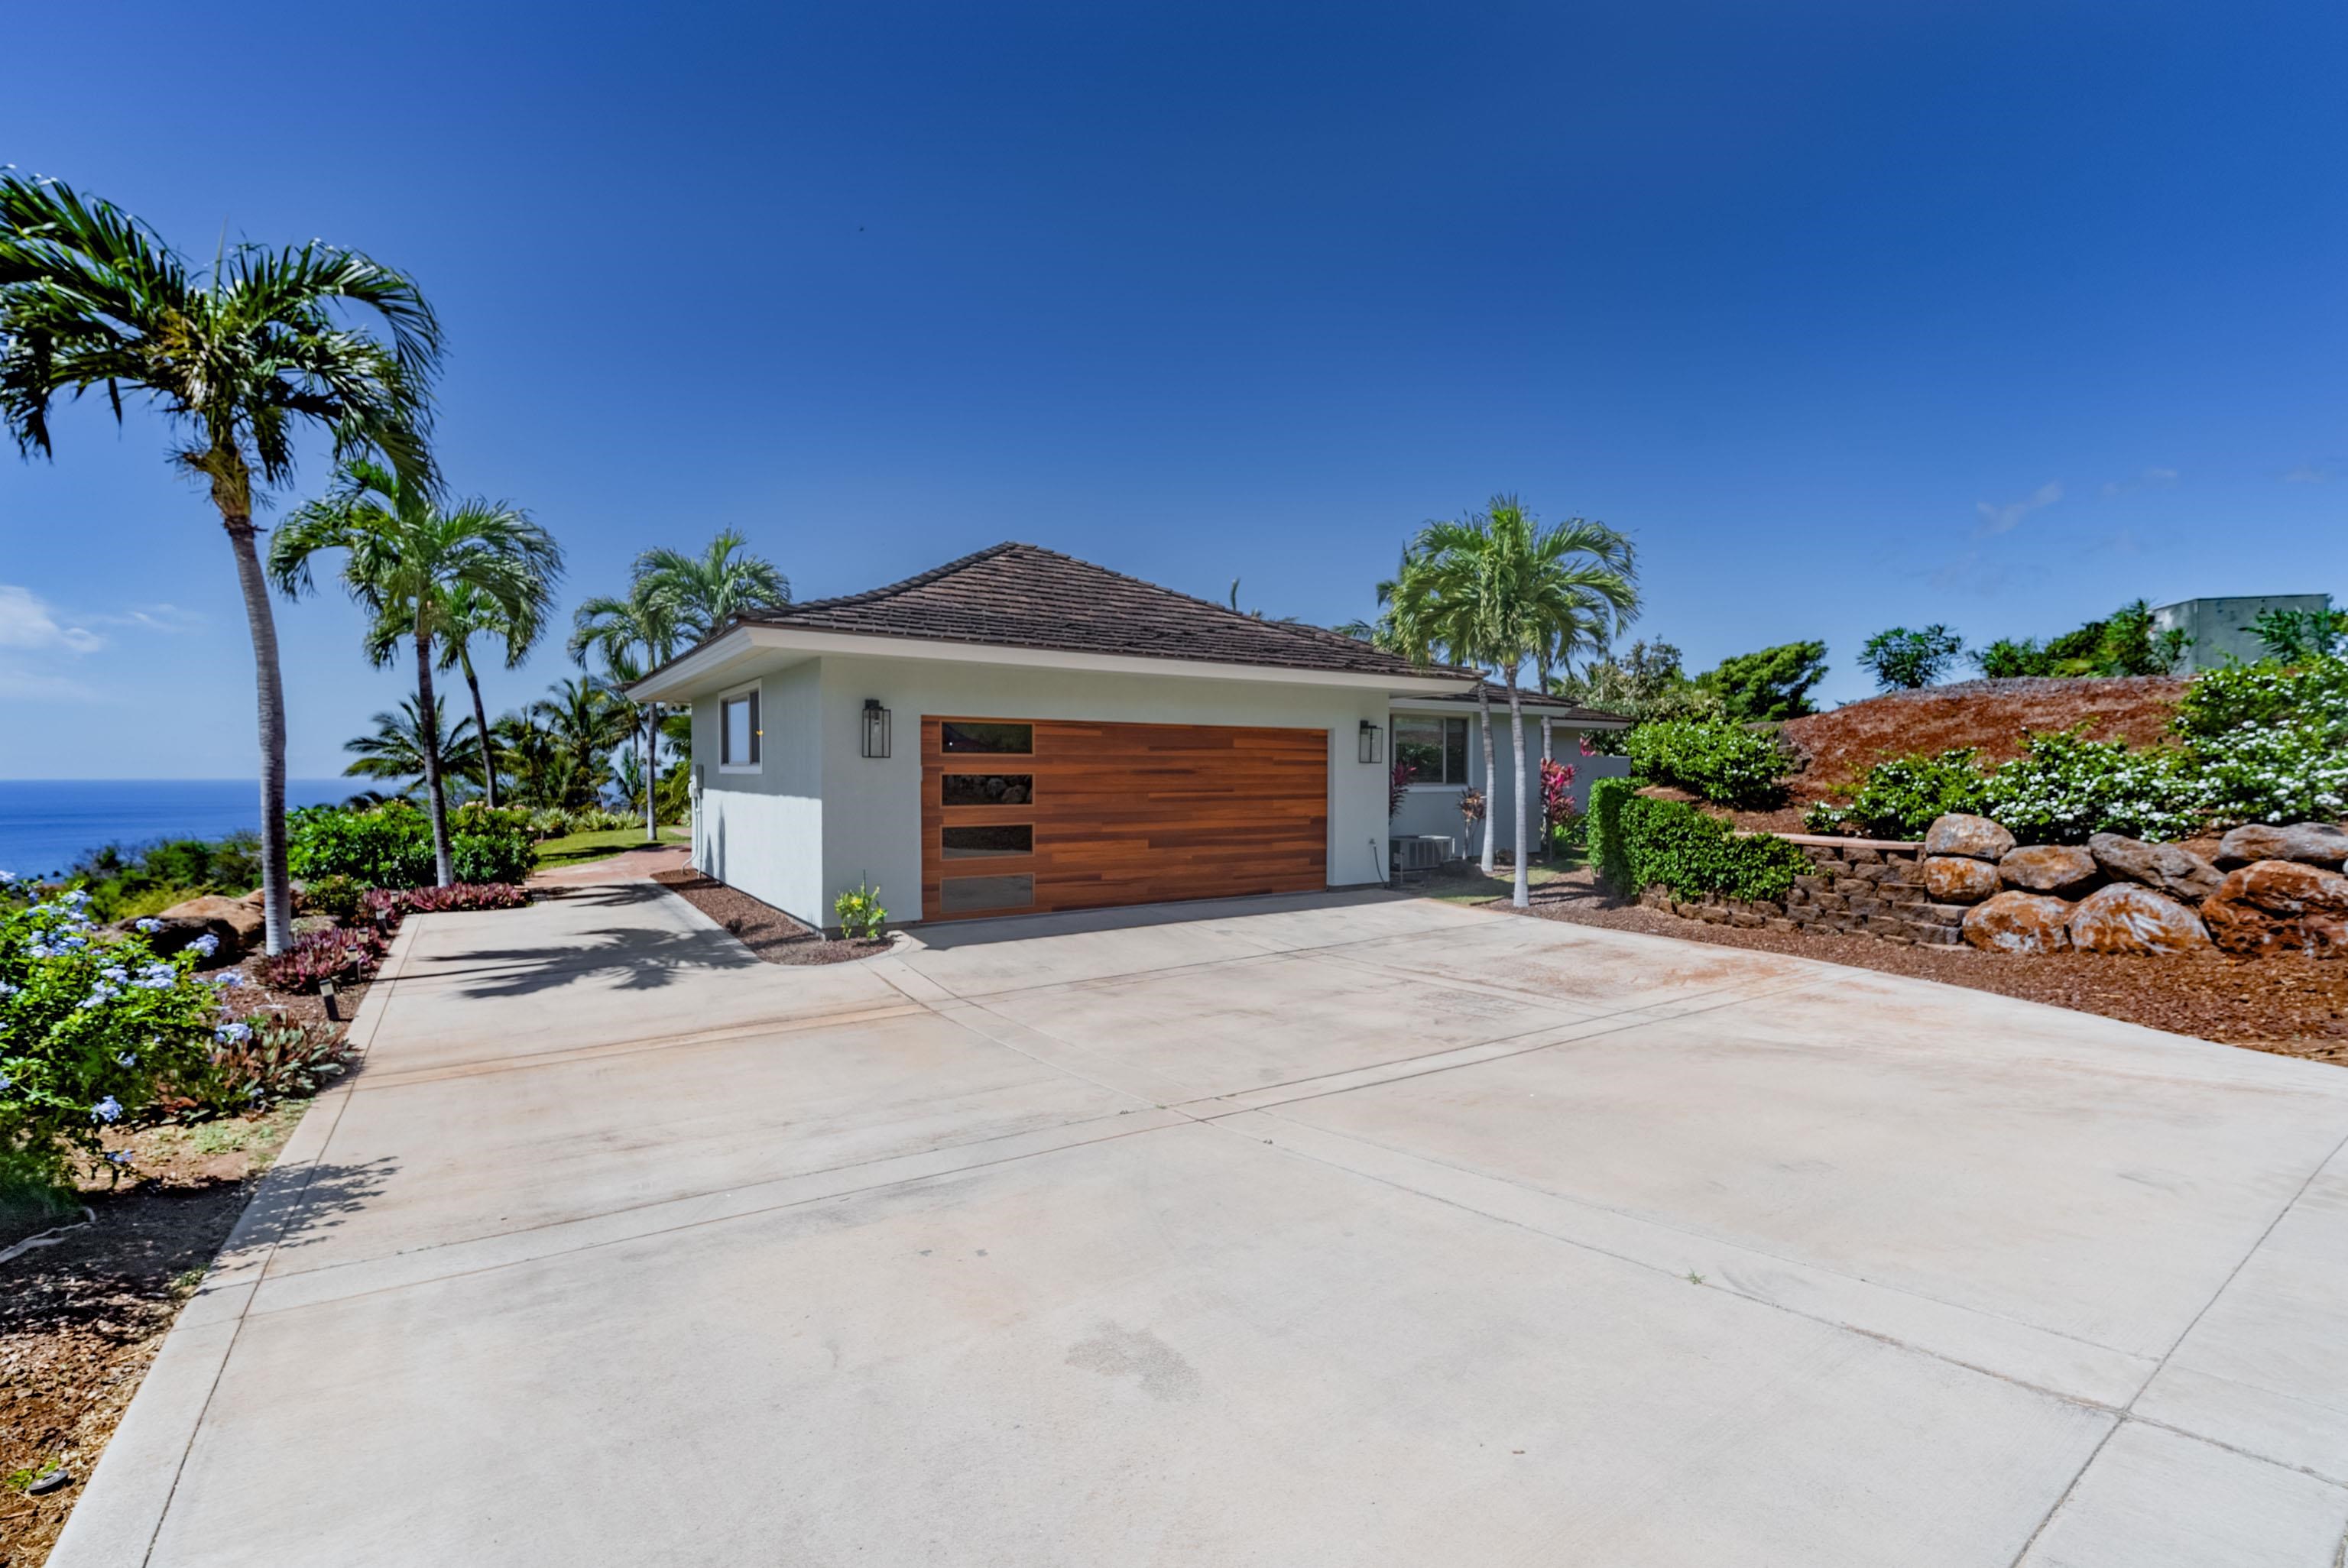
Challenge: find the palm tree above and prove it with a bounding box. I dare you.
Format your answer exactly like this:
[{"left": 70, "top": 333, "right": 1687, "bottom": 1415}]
[
  {"left": 569, "top": 580, "right": 680, "bottom": 842},
  {"left": 0, "top": 173, "right": 439, "bottom": 954},
  {"left": 269, "top": 461, "right": 563, "bottom": 885},
  {"left": 634, "top": 530, "right": 788, "bottom": 643},
  {"left": 528, "top": 676, "right": 634, "bottom": 808},
  {"left": 438, "top": 566, "right": 561, "bottom": 809},
  {"left": 1406, "top": 497, "right": 1636, "bottom": 906},
  {"left": 344, "top": 698, "right": 483, "bottom": 792}
]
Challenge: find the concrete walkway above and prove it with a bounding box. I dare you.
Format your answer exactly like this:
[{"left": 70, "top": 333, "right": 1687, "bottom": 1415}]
[{"left": 53, "top": 876, "right": 2348, "bottom": 1565}]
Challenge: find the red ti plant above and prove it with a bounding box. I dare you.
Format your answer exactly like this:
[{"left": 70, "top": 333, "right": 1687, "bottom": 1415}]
[
  {"left": 1388, "top": 758, "right": 1417, "bottom": 818},
  {"left": 1539, "top": 756, "right": 1578, "bottom": 829}
]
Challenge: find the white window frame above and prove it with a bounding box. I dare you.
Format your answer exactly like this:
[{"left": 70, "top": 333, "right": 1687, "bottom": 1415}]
[{"left": 716, "top": 680, "right": 763, "bottom": 774}]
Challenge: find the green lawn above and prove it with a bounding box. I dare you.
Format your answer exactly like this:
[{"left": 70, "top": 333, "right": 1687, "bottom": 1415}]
[
  {"left": 1416, "top": 858, "right": 1579, "bottom": 904},
  {"left": 533, "top": 824, "right": 689, "bottom": 869}
]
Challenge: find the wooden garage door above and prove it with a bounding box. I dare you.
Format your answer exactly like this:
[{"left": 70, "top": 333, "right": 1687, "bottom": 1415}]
[{"left": 920, "top": 716, "right": 1328, "bottom": 921}]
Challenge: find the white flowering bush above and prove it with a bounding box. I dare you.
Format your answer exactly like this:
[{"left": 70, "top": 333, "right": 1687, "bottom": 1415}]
[
  {"left": 1980, "top": 731, "right": 2202, "bottom": 843},
  {"left": 0, "top": 879, "right": 227, "bottom": 1192}
]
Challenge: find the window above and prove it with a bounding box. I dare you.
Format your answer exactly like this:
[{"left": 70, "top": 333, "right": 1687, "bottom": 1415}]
[
  {"left": 1392, "top": 715, "right": 1469, "bottom": 784},
  {"left": 942, "top": 774, "right": 1033, "bottom": 806},
  {"left": 718, "top": 687, "right": 761, "bottom": 771},
  {"left": 942, "top": 721, "right": 1033, "bottom": 754},
  {"left": 939, "top": 874, "right": 1034, "bottom": 913},
  {"left": 942, "top": 824, "right": 1033, "bottom": 859}
]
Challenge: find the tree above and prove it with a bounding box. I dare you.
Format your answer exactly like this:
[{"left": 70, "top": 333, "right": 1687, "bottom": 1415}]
[
  {"left": 439, "top": 569, "right": 562, "bottom": 809},
  {"left": 634, "top": 530, "right": 789, "bottom": 643},
  {"left": 1695, "top": 641, "right": 1828, "bottom": 721},
  {"left": 343, "top": 698, "right": 483, "bottom": 792},
  {"left": 270, "top": 461, "right": 563, "bottom": 885},
  {"left": 1857, "top": 625, "right": 1964, "bottom": 690},
  {"left": 569, "top": 580, "right": 681, "bottom": 843},
  {"left": 0, "top": 172, "right": 439, "bottom": 954},
  {"left": 524, "top": 677, "right": 634, "bottom": 808},
  {"left": 2253, "top": 607, "right": 2348, "bottom": 665},
  {"left": 1402, "top": 497, "right": 1636, "bottom": 906}
]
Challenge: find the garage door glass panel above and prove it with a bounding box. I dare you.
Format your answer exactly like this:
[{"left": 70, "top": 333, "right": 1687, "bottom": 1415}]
[
  {"left": 942, "top": 825, "right": 1032, "bottom": 859},
  {"left": 939, "top": 874, "right": 1034, "bottom": 912},
  {"left": 941, "top": 722, "right": 1033, "bottom": 754},
  {"left": 942, "top": 774, "right": 1033, "bottom": 806}
]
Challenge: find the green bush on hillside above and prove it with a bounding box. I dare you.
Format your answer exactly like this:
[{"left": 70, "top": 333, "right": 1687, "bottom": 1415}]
[
  {"left": 1626, "top": 719, "right": 1795, "bottom": 807},
  {"left": 288, "top": 801, "right": 534, "bottom": 889},
  {"left": 1802, "top": 749, "right": 1991, "bottom": 839},
  {"left": 1694, "top": 641, "right": 1828, "bottom": 721}
]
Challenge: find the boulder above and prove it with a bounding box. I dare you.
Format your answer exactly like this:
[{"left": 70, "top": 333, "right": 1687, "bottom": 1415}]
[
  {"left": 2067, "top": 884, "right": 2213, "bottom": 957},
  {"left": 1961, "top": 891, "right": 2074, "bottom": 954},
  {"left": 1924, "top": 814, "right": 2016, "bottom": 861},
  {"left": 2087, "top": 833, "right": 2224, "bottom": 902},
  {"left": 2216, "top": 822, "right": 2348, "bottom": 870},
  {"left": 1922, "top": 855, "right": 2002, "bottom": 903},
  {"left": 1998, "top": 844, "right": 2102, "bottom": 897},
  {"left": 144, "top": 894, "right": 264, "bottom": 964},
  {"left": 2201, "top": 860, "right": 2348, "bottom": 957}
]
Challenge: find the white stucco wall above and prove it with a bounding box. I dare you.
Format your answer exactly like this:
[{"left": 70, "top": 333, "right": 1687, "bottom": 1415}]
[
  {"left": 686, "top": 650, "right": 1396, "bottom": 924},
  {"left": 1388, "top": 707, "right": 1630, "bottom": 860},
  {"left": 689, "top": 659, "right": 825, "bottom": 922}
]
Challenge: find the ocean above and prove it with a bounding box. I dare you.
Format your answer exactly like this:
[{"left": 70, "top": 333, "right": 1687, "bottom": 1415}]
[{"left": 0, "top": 779, "right": 359, "bottom": 880}]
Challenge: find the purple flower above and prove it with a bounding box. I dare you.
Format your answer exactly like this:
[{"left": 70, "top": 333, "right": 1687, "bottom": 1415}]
[
  {"left": 189, "top": 934, "right": 221, "bottom": 959},
  {"left": 105, "top": 1151, "right": 132, "bottom": 1166},
  {"left": 213, "top": 1022, "right": 251, "bottom": 1045},
  {"left": 91, "top": 1095, "right": 122, "bottom": 1123},
  {"left": 135, "top": 917, "right": 162, "bottom": 933}
]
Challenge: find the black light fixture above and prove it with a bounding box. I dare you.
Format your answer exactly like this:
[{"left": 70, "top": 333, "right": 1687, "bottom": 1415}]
[
  {"left": 1357, "top": 720, "right": 1383, "bottom": 764},
  {"left": 862, "top": 699, "right": 892, "bottom": 759}
]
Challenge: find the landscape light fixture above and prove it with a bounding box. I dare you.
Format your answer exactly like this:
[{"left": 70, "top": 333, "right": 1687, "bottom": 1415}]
[
  {"left": 862, "top": 699, "right": 892, "bottom": 759},
  {"left": 1357, "top": 720, "right": 1383, "bottom": 764}
]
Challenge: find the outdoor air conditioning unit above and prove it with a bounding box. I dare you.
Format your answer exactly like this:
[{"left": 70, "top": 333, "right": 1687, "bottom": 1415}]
[{"left": 1392, "top": 835, "right": 1450, "bottom": 873}]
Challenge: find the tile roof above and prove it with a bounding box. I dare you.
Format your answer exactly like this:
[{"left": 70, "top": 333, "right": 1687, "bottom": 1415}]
[
  {"left": 716, "top": 542, "right": 1477, "bottom": 682},
  {"left": 1409, "top": 685, "right": 1633, "bottom": 725}
]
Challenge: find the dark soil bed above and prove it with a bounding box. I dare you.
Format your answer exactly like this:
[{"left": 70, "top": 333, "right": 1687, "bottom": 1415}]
[
  {"left": 653, "top": 869, "right": 888, "bottom": 965},
  {"left": 1473, "top": 863, "right": 2348, "bottom": 1064},
  {"left": 1, "top": 1107, "right": 303, "bottom": 1561}
]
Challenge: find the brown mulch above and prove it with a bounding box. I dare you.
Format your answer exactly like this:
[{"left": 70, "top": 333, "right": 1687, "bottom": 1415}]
[
  {"left": 0, "top": 1107, "right": 304, "bottom": 1562},
  {"left": 1493, "top": 864, "right": 2348, "bottom": 1064},
  {"left": 1779, "top": 676, "right": 2188, "bottom": 801},
  {"left": 652, "top": 869, "right": 888, "bottom": 965}
]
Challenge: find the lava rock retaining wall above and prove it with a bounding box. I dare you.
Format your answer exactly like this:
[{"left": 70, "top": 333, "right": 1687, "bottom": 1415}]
[{"left": 1636, "top": 834, "right": 1965, "bottom": 947}]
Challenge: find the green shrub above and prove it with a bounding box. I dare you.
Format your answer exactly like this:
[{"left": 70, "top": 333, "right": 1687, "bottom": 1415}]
[
  {"left": 2172, "top": 656, "right": 2348, "bottom": 740},
  {"left": 288, "top": 802, "right": 533, "bottom": 889},
  {"left": 1626, "top": 719, "right": 1795, "bottom": 806},
  {"left": 1600, "top": 794, "right": 1812, "bottom": 902},
  {"left": 1587, "top": 777, "right": 1636, "bottom": 891},
  {"left": 1980, "top": 731, "right": 2199, "bottom": 843},
  {"left": 1802, "top": 749, "right": 1991, "bottom": 839},
  {"left": 1857, "top": 625, "right": 1964, "bottom": 689},
  {"left": 834, "top": 879, "right": 887, "bottom": 940},
  {"left": 299, "top": 873, "right": 365, "bottom": 922},
  {"left": 0, "top": 884, "right": 227, "bottom": 1193}
]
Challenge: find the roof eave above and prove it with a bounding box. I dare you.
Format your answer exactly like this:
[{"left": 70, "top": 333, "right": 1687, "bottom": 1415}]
[{"left": 626, "top": 624, "right": 1480, "bottom": 702}]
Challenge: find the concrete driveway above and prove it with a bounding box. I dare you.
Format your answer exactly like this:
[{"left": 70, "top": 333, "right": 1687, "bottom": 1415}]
[{"left": 54, "top": 880, "right": 2348, "bottom": 1566}]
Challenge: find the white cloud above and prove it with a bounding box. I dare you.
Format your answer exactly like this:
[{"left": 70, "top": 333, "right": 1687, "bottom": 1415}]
[
  {"left": 1974, "top": 480, "right": 2063, "bottom": 536},
  {"left": 0, "top": 585, "right": 103, "bottom": 653},
  {"left": 0, "top": 666, "right": 107, "bottom": 702},
  {"left": 95, "top": 604, "right": 206, "bottom": 634},
  {"left": 2283, "top": 465, "right": 2330, "bottom": 484}
]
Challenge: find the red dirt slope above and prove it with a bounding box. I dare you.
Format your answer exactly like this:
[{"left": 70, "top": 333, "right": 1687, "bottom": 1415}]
[{"left": 1782, "top": 676, "right": 2189, "bottom": 801}]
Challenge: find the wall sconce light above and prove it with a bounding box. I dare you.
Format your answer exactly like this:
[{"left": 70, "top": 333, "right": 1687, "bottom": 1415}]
[
  {"left": 862, "top": 699, "right": 892, "bottom": 759},
  {"left": 1357, "top": 720, "right": 1383, "bottom": 764}
]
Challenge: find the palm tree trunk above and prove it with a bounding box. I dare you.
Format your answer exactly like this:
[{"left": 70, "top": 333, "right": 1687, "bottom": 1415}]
[
  {"left": 1506, "top": 677, "right": 1530, "bottom": 909},
  {"left": 222, "top": 513, "right": 294, "bottom": 957},
  {"left": 642, "top": 703, "right": 658, "bottom": 842},
  {"left": 459, "top": 644, "right": 498, "bottom": 809},
  {"left": 413, "top": 626, "right": 455, "bottom": 887},
  {"left": 1476, "top": 686, "right": 1497, "bottom": 876},
  {"left": 1536, "top": 654, "right": 1553, "bottom": 860}
]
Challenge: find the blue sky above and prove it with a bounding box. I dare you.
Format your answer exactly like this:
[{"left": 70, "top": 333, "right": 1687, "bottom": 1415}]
[{"left": 2, "top": 0, "right": 2342, "bottom": 778}]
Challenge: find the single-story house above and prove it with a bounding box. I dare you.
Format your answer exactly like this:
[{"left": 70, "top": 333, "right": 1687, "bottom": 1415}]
[{"left": 627, "top": 543, "right": 1630, "bottom": 926}]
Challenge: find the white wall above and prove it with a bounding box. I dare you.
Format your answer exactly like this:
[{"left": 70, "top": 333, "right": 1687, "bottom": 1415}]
[
  {"left": 686, "top": 650, "right": 1396, "bottom": 925},
  {"left": 1388, "top": 708, "right": 1630, "bottom": 860},
  {"left": 690, "top": 659, "right": 825, "bottom": 922}
]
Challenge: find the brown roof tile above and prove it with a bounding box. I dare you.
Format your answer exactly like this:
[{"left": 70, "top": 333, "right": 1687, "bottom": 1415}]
[{"left": 722, "top": 542, "right": 1474, "bottom": 682}]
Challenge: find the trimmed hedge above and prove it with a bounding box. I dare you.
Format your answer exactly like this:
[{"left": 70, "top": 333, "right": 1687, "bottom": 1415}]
[
  {"left": 288, "top": 802, "right": 534, "bottom": 890},
  {"left": 1588, "top": 777, "right": 1811, "bottom": 902}
]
